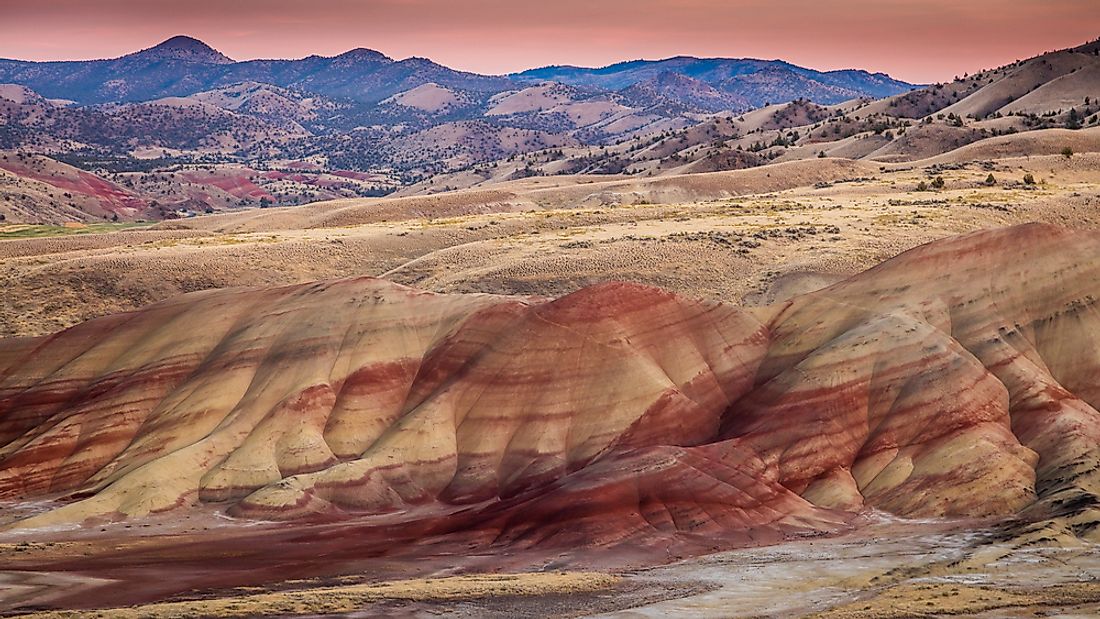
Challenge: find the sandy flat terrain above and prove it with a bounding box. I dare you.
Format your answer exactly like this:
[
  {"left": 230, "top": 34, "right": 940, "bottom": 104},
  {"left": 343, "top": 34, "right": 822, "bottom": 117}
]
[{"left": 4, "top": 516, "right": 1098, "bottom": 618}]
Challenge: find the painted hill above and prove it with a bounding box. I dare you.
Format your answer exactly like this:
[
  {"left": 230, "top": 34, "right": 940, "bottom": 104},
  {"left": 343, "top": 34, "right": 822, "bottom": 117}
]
[
  {"left": 1, "top": 224, "right": 1097, "bottom": 559},
  {"left": 0, "top": 152, "right": 394, "bottom": 223}
]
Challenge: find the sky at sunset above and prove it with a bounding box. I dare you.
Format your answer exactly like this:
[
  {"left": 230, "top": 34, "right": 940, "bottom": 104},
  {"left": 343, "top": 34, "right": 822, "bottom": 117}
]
[{"left": 1, "top": 0, "right": 1098, "bottom": 83}]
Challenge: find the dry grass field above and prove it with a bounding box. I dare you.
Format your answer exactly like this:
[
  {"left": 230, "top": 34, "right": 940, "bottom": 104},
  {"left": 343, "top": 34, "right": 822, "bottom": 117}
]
[{"left": 3, "top": 148, "right": 1099, "bottom": 338}]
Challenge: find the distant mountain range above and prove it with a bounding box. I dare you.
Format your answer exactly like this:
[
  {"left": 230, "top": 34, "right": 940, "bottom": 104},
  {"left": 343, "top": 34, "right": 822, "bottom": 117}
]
[
  {"left": 0, "top": 36, "right": 915, "bottom": 107},
  {"left": 0, "top": 36, "right": 508, "bottom": 105},
  {"left": 2, "top": 35, "right": 1091, "bottom": 225},
  {"left": 513, "top": 57, "right": 915, "bottom": 108},
  {"left": 0, "top": 35, "right": 920, "bottom": 193},
  {"left": 15, "top": 36, "right": 1095, "bottom": 225}
]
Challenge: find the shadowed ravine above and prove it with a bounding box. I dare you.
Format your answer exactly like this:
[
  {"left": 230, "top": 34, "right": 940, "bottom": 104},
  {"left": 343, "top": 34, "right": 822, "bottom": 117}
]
[{"left": 2, "top": 223, "right": 1100, "bottom": 611}]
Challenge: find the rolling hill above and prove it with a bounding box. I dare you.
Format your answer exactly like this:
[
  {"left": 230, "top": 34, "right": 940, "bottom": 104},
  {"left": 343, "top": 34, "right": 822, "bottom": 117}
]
[{"left": 413, "top": 40, "right": 1100, "bottom": 193}]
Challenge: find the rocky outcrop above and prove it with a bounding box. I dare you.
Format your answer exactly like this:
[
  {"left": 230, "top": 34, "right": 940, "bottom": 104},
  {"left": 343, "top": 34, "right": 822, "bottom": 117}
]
[{"left": 2, "top": 223, "right": 1099, "bottom": 549}]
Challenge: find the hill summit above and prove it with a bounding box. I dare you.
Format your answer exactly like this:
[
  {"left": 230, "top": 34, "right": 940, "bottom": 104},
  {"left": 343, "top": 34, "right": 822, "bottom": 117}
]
[{"left": 124, "top": 35, "right": 234, "bottom": 64}]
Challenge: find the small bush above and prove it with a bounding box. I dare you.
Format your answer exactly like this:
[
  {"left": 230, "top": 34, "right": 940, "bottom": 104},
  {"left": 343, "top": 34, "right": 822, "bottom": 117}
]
[
  {"left": 1023, "top": 173, "right": 1036, "bottom": 185},
  {"left": 931, "top": 176, "right": 945, "bottom": 189},
  {"left": 1062, "top": 146, "right": 1074, "bottom": 159},
  {"left": 916, "top": 181, "right": 929, "bottom": 191},
  {"left": 985, "top": 173, "right": 997, "bottom": 185}
]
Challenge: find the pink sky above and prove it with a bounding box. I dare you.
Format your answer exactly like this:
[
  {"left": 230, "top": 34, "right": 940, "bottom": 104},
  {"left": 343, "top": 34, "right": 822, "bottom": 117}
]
[{"left": 1, "top": 0, "right": 1097, "bottom": 83}]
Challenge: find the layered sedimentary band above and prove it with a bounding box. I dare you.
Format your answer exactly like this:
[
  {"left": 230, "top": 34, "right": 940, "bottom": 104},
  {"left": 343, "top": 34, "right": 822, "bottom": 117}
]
[{"left": 1, "top": 223, "right": 1099, "bottom": 549}]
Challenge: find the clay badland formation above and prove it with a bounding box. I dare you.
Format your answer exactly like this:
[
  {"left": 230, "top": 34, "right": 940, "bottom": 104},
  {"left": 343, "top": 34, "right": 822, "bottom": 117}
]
[
  {"left": 3, "top": 221, "right": 1099, "bottom": 534},
  {"left": 0, "top": 223, "right": 1096, "bottom": 529},
  {"left": 3, "top": 222, "right": 1100, "bottom": 616}
]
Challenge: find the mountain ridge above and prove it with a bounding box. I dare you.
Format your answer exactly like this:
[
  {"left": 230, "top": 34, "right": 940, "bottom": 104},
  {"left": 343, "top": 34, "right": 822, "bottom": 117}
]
[
  {"left": 0, "top": 36, "right": 916, "bottom": 106},
  {"left": 2, "top": 224, "right": 1099, "bottom": 566},
  {"left": 512, "top": 55, "right": 917, "bottom": 105}
]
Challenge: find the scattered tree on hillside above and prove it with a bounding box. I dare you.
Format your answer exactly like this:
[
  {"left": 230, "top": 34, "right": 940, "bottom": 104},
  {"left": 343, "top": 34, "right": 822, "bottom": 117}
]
[
  {"left": 1067, "top": 108, "right": 1081, "bottom": 130},
  {"left": 1023, "top": 173, "right": 1036, "bottom": 185},
  {"left": 1062, "top": 146, "right": 1074, "bottom": 159},
  {"left": 931, "top": 176, "right": 945, "bottom": 190},
  {"left": 985, "top": 173, "right": 997, "bottom": 185}
]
